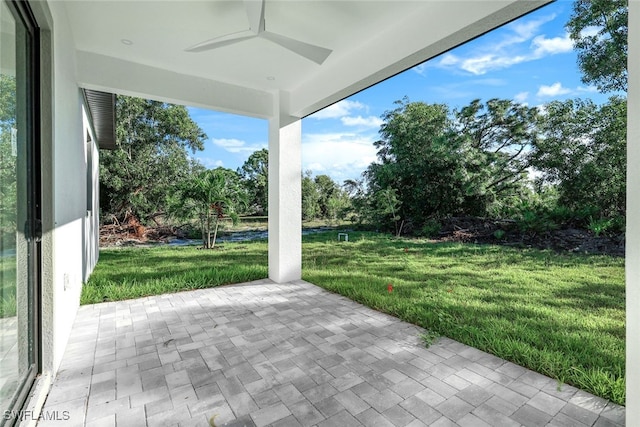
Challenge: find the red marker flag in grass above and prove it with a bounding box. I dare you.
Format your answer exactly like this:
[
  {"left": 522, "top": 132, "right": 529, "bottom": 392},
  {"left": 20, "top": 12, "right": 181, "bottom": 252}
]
[{"left": 387, "top": 283, "right": 393, "bottom": 293}]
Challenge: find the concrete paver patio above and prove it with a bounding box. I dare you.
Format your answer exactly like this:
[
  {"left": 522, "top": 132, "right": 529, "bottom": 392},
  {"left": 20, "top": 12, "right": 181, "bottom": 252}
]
[{"left": 39, "top": 279, "right": 625, "bottom": 427}]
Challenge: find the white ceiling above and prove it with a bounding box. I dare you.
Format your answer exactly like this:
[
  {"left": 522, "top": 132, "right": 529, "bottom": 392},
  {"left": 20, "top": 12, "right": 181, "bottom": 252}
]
[{"left": 63, "top": 0, "right": 551, "bottom": 119}]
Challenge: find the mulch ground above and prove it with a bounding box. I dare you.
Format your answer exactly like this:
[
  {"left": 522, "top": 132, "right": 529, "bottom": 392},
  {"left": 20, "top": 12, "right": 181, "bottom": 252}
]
[{"left": 435, "top": 216, "right": 624, "bottom": 257}]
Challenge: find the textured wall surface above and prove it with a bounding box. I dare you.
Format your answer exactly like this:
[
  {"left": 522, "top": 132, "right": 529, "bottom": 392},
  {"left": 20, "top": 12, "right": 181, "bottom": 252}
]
[{"left": 627, "top": 0, "right": 639, "bottom": 423}]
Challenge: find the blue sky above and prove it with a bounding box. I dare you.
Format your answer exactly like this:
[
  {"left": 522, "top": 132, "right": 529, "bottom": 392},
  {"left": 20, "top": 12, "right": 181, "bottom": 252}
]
[{"left": 188, "top": 1, "right": 611, "bottom": 183}]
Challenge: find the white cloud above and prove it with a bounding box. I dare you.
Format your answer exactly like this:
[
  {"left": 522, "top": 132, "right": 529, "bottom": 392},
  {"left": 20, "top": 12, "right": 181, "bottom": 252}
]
[
  {"left": 510, "top": 14, "right": 556, "bottom": 40},
  {"left": 211, "top": 138, "right": 265, "bottom": 154},
  {"left": 514, "top": 91, "right": 529, "bottom": 103},
  {"left": 433, "top": 14, "right": 572, "bottom": 76},
  {"left": 310, "top": 100, "right": 366, "bottom": 120},
  {"left": 449, "top": 14, "right": 554, "bottom": 74},
  {"left": 341, "top": 115, "right": 383, "bottom": 128},
  {"left": 413, "top": 63, "right": 429, "bottom": 75},
  {"left": 302, "top": 132, "right": 378, "bottom": 182},
  {"left": 310, "top": 100, "right": 381, "bottom": 131},
  {"left": 439, "top": 54, "right": 460, "bottom": 67},
  {"left": 458, "top": 54, "right": 529, "bottom": 75},
  {"left": 534, "top": 82, "right": 600, "bottom": 99},
  {"left": 532, "top": 33, "right": 573, "bottom": 56},
  {"left": 537, "top": 82, "right": 572, "bottom": 97}
]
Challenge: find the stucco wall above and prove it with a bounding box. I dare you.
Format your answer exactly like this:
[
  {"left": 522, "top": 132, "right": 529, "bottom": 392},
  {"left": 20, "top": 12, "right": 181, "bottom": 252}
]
[
  {"left": 46, "top": 0, "right": 91, "bottom": 374},
  {"left": 627, "top": 0, "right": 639, "bottom": 423},
  {"left": 20, "top": 1, "right": 100, "bottom": 421}
]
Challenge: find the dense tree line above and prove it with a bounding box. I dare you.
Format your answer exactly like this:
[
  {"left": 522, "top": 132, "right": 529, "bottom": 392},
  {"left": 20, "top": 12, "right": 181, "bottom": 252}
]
[
  {"left": 302, "top": 172, "right": 350, "bottom": 223},
  {"left": 100, "top": 96, "right": 207, "bottom": 223},
  {"left": 99, "top": 95, "right": 346, "bottom": 240},
  {"left": 101, "top": 94, "right": 626, "bottom": 239},
  {"left": 346, "top": 0, "right": 628, "bottom": 236},
  {"left": 100, "top": 96, "right": 254, "bottom": 248},
  {"left": 353, "top": 96, "right": 625, "bottom": 236},
  {"left": 99, "top": 0, "right": 627, "bottom": 239}
]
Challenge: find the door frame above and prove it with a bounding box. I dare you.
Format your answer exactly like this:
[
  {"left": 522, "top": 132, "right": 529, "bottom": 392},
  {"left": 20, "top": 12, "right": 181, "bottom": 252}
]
[{"left": 2, "top": 0, "right": 42, "bottom": 422}]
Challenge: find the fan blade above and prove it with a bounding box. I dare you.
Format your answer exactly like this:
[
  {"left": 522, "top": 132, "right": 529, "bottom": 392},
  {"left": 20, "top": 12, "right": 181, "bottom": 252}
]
[
  {"left": 261, "top": 31, "right": 332, "bottom": 65},
  {"left": 185, "top": 30, "right": 256, "bottom": 52},
  {"left": 244, "top": 0, "right": 265, "bottom": 34}
]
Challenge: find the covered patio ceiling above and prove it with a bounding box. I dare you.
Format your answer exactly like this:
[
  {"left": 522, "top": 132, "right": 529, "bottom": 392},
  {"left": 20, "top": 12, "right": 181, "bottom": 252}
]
[{"left": 65, "top": 0, "right": 551, "bottom": 120}]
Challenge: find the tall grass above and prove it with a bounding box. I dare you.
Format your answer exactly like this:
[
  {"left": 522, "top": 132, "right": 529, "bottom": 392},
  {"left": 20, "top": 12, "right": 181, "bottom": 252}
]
[{"left": 81, "top": 242, "right": 267, "bottom": 304}]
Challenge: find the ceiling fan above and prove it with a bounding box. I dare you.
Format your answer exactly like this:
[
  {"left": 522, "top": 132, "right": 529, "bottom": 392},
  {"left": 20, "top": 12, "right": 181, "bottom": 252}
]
[{"left": 186, "top": 0, "right": 332, "bottom": 65}]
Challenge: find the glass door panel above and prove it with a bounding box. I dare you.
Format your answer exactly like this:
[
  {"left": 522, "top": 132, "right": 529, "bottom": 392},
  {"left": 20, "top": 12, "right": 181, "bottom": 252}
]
[{"left": 0, "top": 1, "right": 38, "bottom": 422}]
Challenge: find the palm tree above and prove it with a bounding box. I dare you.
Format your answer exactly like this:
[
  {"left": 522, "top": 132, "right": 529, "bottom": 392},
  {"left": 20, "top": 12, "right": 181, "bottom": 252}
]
[{"left": 178, "top": 168, "right": 248, "bottom": 249}]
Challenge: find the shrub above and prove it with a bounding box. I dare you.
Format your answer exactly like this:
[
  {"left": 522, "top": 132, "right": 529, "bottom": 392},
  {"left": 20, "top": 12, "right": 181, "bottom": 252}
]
[
  {"left": 516, "top": 209, "right": 558, "bottom": 234},
  {"left": 420, "top": 219, "right": 442, "bottom": 238}
]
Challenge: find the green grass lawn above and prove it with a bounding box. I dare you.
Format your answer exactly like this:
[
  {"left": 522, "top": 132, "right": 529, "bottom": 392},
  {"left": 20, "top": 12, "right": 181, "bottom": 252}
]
[
  {"left": 81, "top": 241, "right": 268, "bottom": 304},
  {"left": 82, "top": 231, "right": 625, "bottom": 405}
]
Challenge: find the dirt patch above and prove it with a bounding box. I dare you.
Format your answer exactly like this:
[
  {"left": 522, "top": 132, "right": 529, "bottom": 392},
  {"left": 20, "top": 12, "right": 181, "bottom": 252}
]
[{"left": 435, "top": 216, "right": 624, "bottom": 257}]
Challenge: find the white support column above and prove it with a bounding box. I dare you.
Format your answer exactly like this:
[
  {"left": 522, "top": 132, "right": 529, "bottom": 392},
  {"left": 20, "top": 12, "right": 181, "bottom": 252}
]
[
  {"left": 268, "top": 103, "right": 302, "bottom": 283},
  {"left": 627, "top": 0, "right": 639, "bottom": 421}
]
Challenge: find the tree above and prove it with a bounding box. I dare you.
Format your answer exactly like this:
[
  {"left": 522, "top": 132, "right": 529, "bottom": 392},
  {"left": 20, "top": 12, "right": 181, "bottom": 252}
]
[
  {"left": 529, "top": 97, "right": 626, "bottom": 220},
  {"left": 314, "top": 174, "right": 341, "bottom": 219},
  {"left": 342, "top": 178, "right": 368, "bottom": 223},
  {"left": 326, "top": 192, "right": 351, "bottom": 225},
  {"left": 301, "top": 171, "right": 320, "bottom": 221},
  {"left": 100, "top": 96, "right": 207, "bottom": 223},
  {"left": 365, "top": 99, "right": 485, "bottom": 229},
  {"left": 171, "top": 168, "right": 248, "bottom": 249},
  {"left": 369, "top": 187, "right": 403, "bottom": 236},
  {"left": 456, "top": 98, "right": 538, "bottom": 201},
  {"left": 300, "top": 172, "right": 349, "bottom": 222},
  {"left": 566, "top": 0, "right": 628, "bottom": 93},
  {"left": 362, "top": 98, "right": 540, "bottom": 233},
  {"left": 239, "top": 148, "right": 268, "bottom": 215},
  {"left": 368, "top": 100, "right": 452, "bottom": 225}
]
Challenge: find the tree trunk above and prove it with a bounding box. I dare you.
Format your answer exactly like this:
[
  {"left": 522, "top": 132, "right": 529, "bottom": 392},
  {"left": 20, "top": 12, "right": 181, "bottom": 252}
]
[
  {"left": 206, "top": 209, "right": 212, "bottom": 248},
  {"left": 211, "top": 216, "right": 219, "bottom": 249},
  {"left": 200, "top": 216, "right": 206, "bottom": 249}
]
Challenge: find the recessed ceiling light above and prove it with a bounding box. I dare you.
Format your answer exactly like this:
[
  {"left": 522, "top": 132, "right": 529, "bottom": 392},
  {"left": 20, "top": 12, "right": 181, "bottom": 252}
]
[
  {"left": 121, "top": 39, "right": 133, "bottom": 45},
  {"left": 266, "top": 76, "right": 275, "bottom": 81}
]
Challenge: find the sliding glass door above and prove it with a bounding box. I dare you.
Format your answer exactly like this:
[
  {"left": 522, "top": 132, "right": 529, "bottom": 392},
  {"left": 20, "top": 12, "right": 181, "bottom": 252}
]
[{"left": 0, "top": 1, "right": 40, "bottom": 423}]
